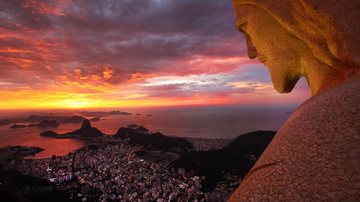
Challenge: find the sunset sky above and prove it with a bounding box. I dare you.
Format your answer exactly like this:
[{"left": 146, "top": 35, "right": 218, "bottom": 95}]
[{"left": 0, "top": 0, "right": 310, "bottom": 109}]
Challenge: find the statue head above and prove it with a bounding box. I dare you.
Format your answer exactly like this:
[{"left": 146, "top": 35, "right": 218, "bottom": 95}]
[{"left": 232, "top": 0, "right": 360, "bottom": 95}]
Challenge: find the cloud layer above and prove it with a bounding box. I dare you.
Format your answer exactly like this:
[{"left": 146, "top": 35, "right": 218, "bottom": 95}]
[{"left": 0, "top": 0, "right": 310, "bottom": 109}]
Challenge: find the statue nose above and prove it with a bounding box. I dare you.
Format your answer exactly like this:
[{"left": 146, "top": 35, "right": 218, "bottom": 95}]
[{"left": 245, "top": 35, "right": 258, "bottom": 59}]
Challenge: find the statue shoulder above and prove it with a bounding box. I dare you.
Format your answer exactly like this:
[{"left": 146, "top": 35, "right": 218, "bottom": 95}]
[
  {"left": 229, "top": 76, "right": 360, "bottom": 201},
  {"left": 276, "top": 75, "right": 360, "bottom": 148},
  {"left": 288, "top": 75, "right": 360, "bottom": 127}
]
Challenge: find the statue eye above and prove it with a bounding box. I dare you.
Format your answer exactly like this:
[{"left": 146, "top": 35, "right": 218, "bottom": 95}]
[{"left": 236, "top": 22, "right": 247, "bottom": 34}]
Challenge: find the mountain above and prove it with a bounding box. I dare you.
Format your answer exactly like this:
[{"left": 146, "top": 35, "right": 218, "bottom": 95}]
[
  {"left": 10, "top": 124, "right": 27, "bottom": 129},
  {"left": 28, "top": 120, "right": 60, "bottom": 128},
  {"left": 40, "top": 131, "right": 60, "bottom": 138},
  {"left": 79, "top": 110, "right": 131, "bottom": 117},
  {"left": 223, "top": 130, "right": 276, "bottom": 157},
  {"left": 27, "top": 115, "right": 85, "bottom": 124},
  {"left": 170, "top": 130, "right": 276, "bottom": 191},
  {"left": 41, "top": 119, "right": 104, "bottom": 139},
  {"left": 1, "top": 115, "right": 85, "bottom": 127},
  {"left": 10, "top": 120, "right": 60, "bottom": 129},
  {"left": 170, "top": 150, "right": 252, "bottom": 191},
  {"left": 114, "top": 126, "right": 193, "bottom": 154},
  {"left": 1, "top": 111, "right": 132, "bottom": 127},
  {"left": 63, "top": 119, "right": 104, "bottom": 137}
]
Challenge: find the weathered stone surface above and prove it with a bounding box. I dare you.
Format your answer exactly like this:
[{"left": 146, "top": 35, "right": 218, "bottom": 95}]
[
  {"left": 232, "top": 0, "right": 360, "bottom": 95},
  {"left": 230, "top": 0, "right": 360, "bottom": 201},
  {"left": 229, "top": 76, "right": 360, "bottom": 201}
]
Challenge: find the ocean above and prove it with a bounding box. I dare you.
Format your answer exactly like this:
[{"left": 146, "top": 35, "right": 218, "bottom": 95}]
[{"left": 0, "top": 105, "right": 297, "bottom": 158}]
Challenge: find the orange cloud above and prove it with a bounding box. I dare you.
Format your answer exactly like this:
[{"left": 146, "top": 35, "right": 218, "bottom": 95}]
[
  {"left": 103, "top": 65, "right": 113, "bottom": 79},
  {"left": 21, "top": 0, "right": 69, "bottom": 16},
  {"left": 0, "top": 0, "right": 311, "bottom": 110}
]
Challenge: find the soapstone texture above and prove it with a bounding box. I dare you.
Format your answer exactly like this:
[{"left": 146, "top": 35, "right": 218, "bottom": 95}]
[
  {"left": 230, "top": 0, "right": 360, "bottom": 200},
  {"left": 233, "top": 0, "right": 360, "bottom": 95},
  {"left": 229, "top": 76, "right": 360, "bottom": 201}
]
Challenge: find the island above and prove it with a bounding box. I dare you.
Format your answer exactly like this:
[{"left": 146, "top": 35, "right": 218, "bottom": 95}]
[
  {"left": 79, "top": 110, "right": 131, "bottom": 117},
  {"left": 41, "top": 119, "right": 104, "bottom": 139},
  {"left": 10, "top": 120, "right": 60, "bottom": 129}
]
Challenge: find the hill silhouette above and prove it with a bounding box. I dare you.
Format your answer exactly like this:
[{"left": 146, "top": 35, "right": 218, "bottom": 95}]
[
  {"left": 170, "top": 130, "right": 276, "bottom": 191},
  {"left": 41, "top": 119, "right": 104, "bottom": 139},
  {"left": 223, "top": 130, "right": 276, "bottom": 156},
  {"left": 114, "top": 126, "right": 193, "bottom": 154},
  {"left": 0, "top": 169, "right": 75, "bottom": 202}
]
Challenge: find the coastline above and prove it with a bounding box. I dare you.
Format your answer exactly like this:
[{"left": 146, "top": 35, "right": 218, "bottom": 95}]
[
  {"left": 0, "top": 135, "right": 239, "bottom": 201},
  {"left": 0, "top": 125, "right": 275, "bottom": 201}
]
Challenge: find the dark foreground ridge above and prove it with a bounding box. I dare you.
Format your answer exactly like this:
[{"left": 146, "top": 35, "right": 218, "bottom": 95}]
[
  {"left": 170, "top": 130, "right": 276, "bottom": 191},
  {"left": 0, "top": 147, "right": 73, "bottom": 202},
  {"left": 223, "top": 130, "right": 276, "bottom": 156},
  {"left": 114, "top": 125, "right": 193, "bottom": 154},
  {"left": 0, "top": 169, "right": 75, "bottom": 202},
  {"left": 0, "top": 146, "right": 44, "bottom": 163}
]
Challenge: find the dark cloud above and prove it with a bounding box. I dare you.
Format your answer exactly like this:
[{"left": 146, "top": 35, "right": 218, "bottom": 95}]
[{"left": 0, "top": 0, "right": 247, "bottom": 89}]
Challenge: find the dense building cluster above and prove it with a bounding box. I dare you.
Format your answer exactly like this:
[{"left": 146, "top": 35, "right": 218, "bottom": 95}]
[
  {"left": 186, "top": 138, "right": 232, "bottom": 151},
  {"left": 8, "top": 137, "right": 239, "bottom": 201}
]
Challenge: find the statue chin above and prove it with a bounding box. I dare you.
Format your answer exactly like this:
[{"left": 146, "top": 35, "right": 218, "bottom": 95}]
[
  {"left": 273, "top": 84, "right": 293, "bottom": 94},
  {"left": 269, "top": 71, "right": 299, "bottom": 94},
  {"left": 278, "top": 78, "right": 299, "bottom": 93}
]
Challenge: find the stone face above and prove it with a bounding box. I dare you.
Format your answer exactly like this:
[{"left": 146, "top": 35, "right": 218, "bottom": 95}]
[
  {"left": 230, "top": 0, "right": 360, "bottom": 201},
  {"left": 232, "top": 0, "right": 360, "bottom": 95}
]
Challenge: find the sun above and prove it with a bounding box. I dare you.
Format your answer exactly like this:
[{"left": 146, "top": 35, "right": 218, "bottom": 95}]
[{"left": 62, "top": 99, "right": 90, "bottom": 109}]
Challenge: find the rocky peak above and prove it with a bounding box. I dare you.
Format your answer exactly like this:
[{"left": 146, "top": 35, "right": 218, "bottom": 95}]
[{"left": 81, "top": 119, "right": 91, "bottom": 129}]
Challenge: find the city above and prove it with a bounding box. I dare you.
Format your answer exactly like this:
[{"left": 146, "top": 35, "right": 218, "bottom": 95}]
[{"left": 1, "top": 134, "right": 240, "bottom": 201}]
